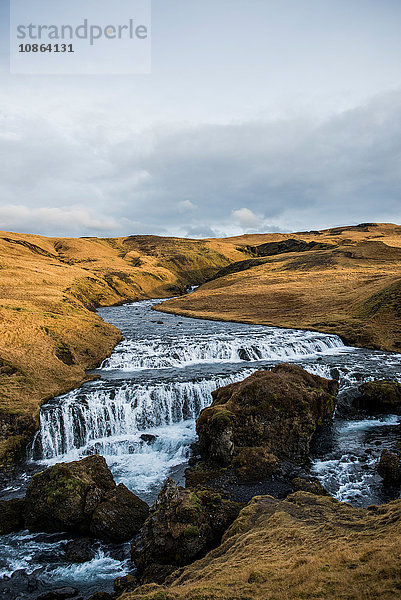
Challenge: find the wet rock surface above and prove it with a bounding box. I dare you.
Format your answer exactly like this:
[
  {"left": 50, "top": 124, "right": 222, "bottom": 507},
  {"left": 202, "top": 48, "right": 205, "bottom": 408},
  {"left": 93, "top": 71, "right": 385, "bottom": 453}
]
[
  {"left": 0, "top": 498, "right": 25, "bottom": 534},
  {"left": 195, "top": 364, "right": 338, "bottom": 477},
  {"left": 22, "top": 456, "right": 149, "bottom": 542},
  {"left": 357, "top": 380, "right": 401, "bottom": 414},
  {"left": 377, "top": 448, "right": 401, "bottom": 483},
  {"left": 131, "top": 478, "right": 241, "bottom": 581},
  {"left": 64, "top": 538, "right": 96, "bottom": 564}
]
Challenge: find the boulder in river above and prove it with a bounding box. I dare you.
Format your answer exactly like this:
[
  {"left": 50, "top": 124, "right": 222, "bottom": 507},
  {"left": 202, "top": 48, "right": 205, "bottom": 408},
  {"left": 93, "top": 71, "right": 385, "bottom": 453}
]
[
  {"left": 140, "top": 434, "right": 158, "bottom": 444},
  {"left": 292, "top": 477, "right": 330, "bottom": 496},
  {"left": 90, "top": 481, "right": 149, "bottom": 543},
  {"left": 377, "top": 448, "right": 401, "bottom": 483},
  {"left": 23, "top": 455, "right": 149, "bottom": 542},
  {"left": 0, "top": 498, "right": 25, "bottom": 534},
  {"left": 357, "top": 380, "right": 401, "bottom": 414},
  {"left": 196, "top": 363, "right": 338, "bottom": 471},
  {"left": 131, "top": 478, "right": 241, "bottom": 579},
  {"left": 64, "top": 538, "right": 96, "bottom": 563}
]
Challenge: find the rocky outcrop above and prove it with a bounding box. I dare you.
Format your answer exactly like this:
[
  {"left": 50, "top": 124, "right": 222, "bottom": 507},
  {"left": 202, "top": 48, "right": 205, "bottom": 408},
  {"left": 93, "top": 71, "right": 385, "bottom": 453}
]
[
  {"left": 357, "top": 380, "right": 401, "bottom": 414},
  {"left": 23, "top": 455, "right": 149, "bottom": 542},
  {"left": 196, "top": 364, "right": 338, "bottom": 476},
  {"left": 247, "top": 238, "right": 335, "bottom": 257},
  {"left": 64, "top": 538, "right": 95, "bottom": 563},
  {"left": 131, "top": 478, "right": 241, "bottom": 580},
  {"left": 0, "top": 498, "right": 25, "bottom": 534},
  {"left": 377, "top": 448, "right": 401, "bottom": 483},
  {"left": 123, "top": 492, "right": 401, "bottom": 600},
  {"left": 292, "top": 477, "right": 330, "bottom": 496}
]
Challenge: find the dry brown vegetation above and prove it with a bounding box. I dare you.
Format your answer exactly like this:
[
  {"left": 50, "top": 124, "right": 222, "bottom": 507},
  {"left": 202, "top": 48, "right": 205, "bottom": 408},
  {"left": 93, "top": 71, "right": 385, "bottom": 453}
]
[
  {"left": 123, "top": 491, "right": 401, "bottom": 600},
  {"left": 1, "top": 223, "right": 400, "bottom": 466},
  {"left": 0, "top": 231, "right": 243, "bottom": 465},
  {"left": 157, "top": 223, "right": 401, "bottom": 352}
]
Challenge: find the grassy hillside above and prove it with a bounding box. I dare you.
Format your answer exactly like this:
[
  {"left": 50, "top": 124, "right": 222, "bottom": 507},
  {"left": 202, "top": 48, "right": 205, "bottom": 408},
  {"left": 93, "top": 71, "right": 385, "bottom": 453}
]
[
  {"left": 1, "top": 223, "right": 400, "bottom": 466},
  {"left": 123, "top": 491, "right": 401, "bottom": 600},
  {"left": 0, "top": 231, "right": 242, "bottom": 466},
  {"left": 157, "top": 223, "right": 401, "bottom": 352}
]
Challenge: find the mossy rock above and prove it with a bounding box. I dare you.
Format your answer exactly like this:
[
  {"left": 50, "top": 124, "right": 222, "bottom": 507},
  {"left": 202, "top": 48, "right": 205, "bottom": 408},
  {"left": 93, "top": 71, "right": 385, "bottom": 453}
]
[
  {"left": 357, "top": 380, "right": 401, "bottom": 414},
  {"left": 197, "top": 364, "right": 338, "bottom": 467},
  {"left": 232, "top": 447, "right": 280, "bottom": 482}
]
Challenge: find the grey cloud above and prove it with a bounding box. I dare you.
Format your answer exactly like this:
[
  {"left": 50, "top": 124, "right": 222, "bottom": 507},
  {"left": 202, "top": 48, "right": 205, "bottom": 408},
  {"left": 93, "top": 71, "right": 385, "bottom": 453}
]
[{"left": 0, "top": 91, "right": 400, "bottom": 237}]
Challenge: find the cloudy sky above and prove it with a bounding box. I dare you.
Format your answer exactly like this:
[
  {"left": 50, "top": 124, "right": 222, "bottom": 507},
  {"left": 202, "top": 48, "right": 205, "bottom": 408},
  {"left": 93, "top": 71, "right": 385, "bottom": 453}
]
[{"left": 0, "top": 0, "right": 400, "bottom": 238}]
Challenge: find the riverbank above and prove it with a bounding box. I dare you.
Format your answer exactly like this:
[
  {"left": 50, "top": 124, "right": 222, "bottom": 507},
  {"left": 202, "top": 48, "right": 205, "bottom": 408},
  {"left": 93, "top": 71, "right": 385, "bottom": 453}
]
[
  {"left": 1, "top": 223, "right": 400, "bottom": 468},
  {"left": 0, "top": 232, "right": 242, "bottom": 467},
  {"left": 1, "top": 296, "right": 401, "bottom": 599},
  {"left": 156, "top": 223, "right": 401, "bottom": 352}
]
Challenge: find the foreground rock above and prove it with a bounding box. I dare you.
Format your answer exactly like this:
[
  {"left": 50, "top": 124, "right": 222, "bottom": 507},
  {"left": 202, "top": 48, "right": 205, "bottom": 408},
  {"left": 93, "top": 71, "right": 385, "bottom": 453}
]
[
  {"left": 23, "top": 455, "right": 149, "bottom": 542},
  {"left": 377, "top": 448, "right": 401, "bottom": 483},
  {"left": 64, "top": 538, "right": 96, "bottom": 563},
  {"left": 0, "top": 498, "right": 25, "bottom": 534},
  {"left": 357, "top": 380, "right": 401, "bottom": 414},
  {"left": 123, "top": 492, "right": 401, "bottom": 600},
  {"left": 195, "top": 364, "right": 338, "bottom": 478},
  {"left": 131, "top": 478, "right": 241, "bottom": 581}
]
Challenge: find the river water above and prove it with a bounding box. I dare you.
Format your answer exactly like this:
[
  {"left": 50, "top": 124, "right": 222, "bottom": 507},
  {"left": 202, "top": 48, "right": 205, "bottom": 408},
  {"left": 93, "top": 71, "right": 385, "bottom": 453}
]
[{"left": 1, "top": 298, "right": 400, "bottom": 598}]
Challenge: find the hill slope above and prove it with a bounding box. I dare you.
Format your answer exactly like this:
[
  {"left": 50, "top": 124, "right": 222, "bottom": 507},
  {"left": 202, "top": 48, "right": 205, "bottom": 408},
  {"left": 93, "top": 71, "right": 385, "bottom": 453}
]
[
  {"left": 0, "top": 232, "right": 242, "bottom": 466},
  {"left": 124, "top": 491, "right": 401, "bottom": 600},
  {"left": 157, "top": 223, "right": 401, "bottom": 353}
]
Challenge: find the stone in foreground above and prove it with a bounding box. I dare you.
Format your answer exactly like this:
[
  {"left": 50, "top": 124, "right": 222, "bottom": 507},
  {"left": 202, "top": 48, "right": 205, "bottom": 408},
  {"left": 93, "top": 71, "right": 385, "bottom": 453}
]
[
  {"left": 23, "top": 455, "right": 149, "bottom": 542},
  {"left": 131, "top": 478, "right": 241, "bottom": 578},
  {"left": 196, "top": 363, "right": 338, "bottom": 475}
]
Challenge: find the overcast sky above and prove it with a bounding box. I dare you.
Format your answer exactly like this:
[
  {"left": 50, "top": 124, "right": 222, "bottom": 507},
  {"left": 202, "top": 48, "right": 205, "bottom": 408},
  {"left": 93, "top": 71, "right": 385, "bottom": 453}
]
[{"left": 0, "top": 0, "right": 400, "bottom": 238}]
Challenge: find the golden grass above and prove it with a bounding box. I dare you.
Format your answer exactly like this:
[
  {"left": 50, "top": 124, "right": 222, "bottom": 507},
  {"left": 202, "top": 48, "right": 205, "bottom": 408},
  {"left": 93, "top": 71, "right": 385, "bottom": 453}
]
[
  {"left": 1, "top": 223, "right": 400, "bottom": 465},
  {"left": 123, "top": 492, "right": 401, "bottom": 600},
  {"left": 157, "top": 223, "right": 401, "bottom": 352},
  {"left": 0, "top": 231, "right": 242, "bottom": 465}
]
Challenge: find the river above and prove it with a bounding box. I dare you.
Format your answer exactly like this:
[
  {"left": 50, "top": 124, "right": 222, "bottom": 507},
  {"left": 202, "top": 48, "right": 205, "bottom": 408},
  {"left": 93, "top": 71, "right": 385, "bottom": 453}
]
[{"left": 1, "top": 298, "right": 400, "bottom": 598}]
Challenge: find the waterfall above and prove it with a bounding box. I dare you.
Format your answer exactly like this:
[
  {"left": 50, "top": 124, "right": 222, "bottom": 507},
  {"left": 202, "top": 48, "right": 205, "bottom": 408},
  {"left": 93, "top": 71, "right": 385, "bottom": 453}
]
[
  {"left": 31, "top": 372, "right": 255, "bottom": 461},
  {"left": 101, "top": 330, "right": 345, "bottom": 371}
]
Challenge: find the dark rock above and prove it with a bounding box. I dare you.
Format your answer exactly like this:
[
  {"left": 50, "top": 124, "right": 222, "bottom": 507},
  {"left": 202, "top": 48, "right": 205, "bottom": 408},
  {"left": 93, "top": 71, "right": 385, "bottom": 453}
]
[
  {"left": 36, "top": 587, "right": 79, "bottom": 600},
  {"left": 64, "top": 538, "right": 95, "bottom": 563},
  {"left": 131, "top": 478, "right": 241, "bottom": 575},
  {"left": 0, "top": 498, "right": 25, "bottom": 534},
  {"left": 232, "top": 447, "right": 280, "bottom": 482},
  {"left": 292, "top": 477, "right": 330, "bottom": 496},
  {"left": 196, "top": 364, "right": 338, "bottom": 469},
  {"left": 90, "top": 483, "right": 149, "bottom": 543},
  {"left": 357, "top": 380, "right": 401, "bottom": 414},
  {"left": 88, "top": 593, "right": 113, "bottom": 600},
  {"left": 23, "top": 455, "right": 149, "bottom": 542},
  {"left": 140, "top": 434, "right": 158, "bottom": 444},
  {"left": 24, "top": 455, "right": 114, "bottom": 533},
  {"left": 140, "top": 563, "right": 177, "bottom": 585},
  {"left": 377, "top": 449, "right": 401, "bottom": 483},
  {"left": 113, "top": 573, "right": 138, "bottom": 593},
  {"left": 250, "top": 238, "right": 335, "bottom": 257}
]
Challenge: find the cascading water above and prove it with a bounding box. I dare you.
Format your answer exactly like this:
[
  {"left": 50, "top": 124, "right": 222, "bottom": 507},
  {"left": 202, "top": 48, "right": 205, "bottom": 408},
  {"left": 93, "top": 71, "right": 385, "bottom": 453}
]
[
  {"left": 1, "top": 297, "right": 401, "bottom": 598},
  {"left": 101, "top": 329, "right": 345, "bottom": 370}
]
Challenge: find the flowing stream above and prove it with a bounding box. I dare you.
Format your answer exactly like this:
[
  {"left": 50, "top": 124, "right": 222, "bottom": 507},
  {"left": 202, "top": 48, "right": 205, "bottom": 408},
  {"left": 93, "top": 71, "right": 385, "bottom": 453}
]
[{"left": 1, "top": 297, "right": 400, "bottom": 598}]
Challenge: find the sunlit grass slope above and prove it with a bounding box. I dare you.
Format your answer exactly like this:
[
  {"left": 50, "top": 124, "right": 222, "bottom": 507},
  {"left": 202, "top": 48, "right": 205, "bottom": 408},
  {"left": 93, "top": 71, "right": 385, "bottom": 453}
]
[
  {"left": 157, "top": 223, "right": 401, "bottom": 353},
  {"left": 0, "top": 231, "right": 242, "bottom": 465}
]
